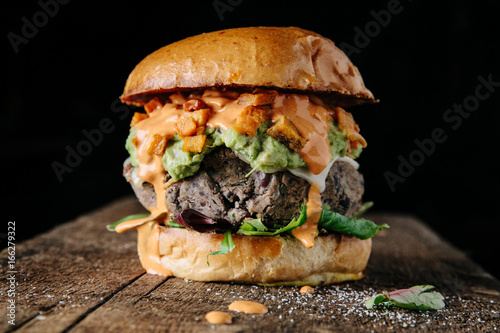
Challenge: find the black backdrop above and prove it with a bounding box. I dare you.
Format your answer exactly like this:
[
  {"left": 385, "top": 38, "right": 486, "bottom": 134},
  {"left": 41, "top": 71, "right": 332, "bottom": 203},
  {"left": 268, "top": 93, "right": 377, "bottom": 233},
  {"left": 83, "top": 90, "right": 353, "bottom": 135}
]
[{"left": 4, "top": 0, "right": 499, "bottom": 279}]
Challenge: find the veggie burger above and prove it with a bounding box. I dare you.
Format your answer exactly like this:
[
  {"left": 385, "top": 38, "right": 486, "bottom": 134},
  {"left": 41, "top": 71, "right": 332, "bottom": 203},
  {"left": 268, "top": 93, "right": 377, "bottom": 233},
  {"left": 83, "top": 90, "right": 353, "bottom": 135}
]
[{"left": 109, "top": 27, "right": 388, "bottom": 285}]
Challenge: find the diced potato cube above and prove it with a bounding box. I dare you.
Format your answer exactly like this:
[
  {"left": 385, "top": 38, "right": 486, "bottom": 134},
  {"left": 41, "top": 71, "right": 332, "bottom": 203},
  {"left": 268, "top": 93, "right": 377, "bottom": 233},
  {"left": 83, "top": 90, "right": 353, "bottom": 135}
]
[
  {"left": 267, "top": 116, "right": 306, "bottom": 152},
  {"left": 191, "top": 108, "right": 211, "bottom": 127},
  {"left": 182, "top": 135, "right": 207, "bottom": 153},
  {"left": 335, "top": 107, "right": 367, "bottom": 148},
  {"left": 147, "top": 133, "right": 167, "bottom": 155},
  {"left": 175, "top": 116, "right": 198, "bottom": 138},
  {"left": 183, "top": 99, "right": 209, "bottom": 111},
  {"left": 130, "top": 112, "right": 148, "bottom": 127},
  {"left": 144, "top": 97, "right": 163, "bottom": 114},
  {"left": 237, "top": 90, "right": 278, "bottom": 106},
  {"left": 196, "top": 126, "right": 205, "bottom": 135},
  {"left": 233, "top": 106, "right": 269, "bottom": 137}
]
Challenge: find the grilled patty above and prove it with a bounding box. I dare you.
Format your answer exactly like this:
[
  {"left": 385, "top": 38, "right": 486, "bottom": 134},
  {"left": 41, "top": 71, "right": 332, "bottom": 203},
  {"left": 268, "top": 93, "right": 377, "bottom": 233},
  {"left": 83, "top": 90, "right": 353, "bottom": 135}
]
[{"left": 124, "top": 147, "right": 364, "bottom": 229}]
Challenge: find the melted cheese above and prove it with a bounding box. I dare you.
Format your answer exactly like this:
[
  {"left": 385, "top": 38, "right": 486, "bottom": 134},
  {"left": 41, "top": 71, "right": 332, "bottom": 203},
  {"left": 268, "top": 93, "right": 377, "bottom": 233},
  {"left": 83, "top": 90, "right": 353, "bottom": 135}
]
[
  {"left": 338, "top": 156, "right": 360, "bottom": 170},
  {"left": 289, "top": 157, "right": 337, "bottom": 193},
  {"left": 289, "top": 156, "right": 359, "bottom": 193}
]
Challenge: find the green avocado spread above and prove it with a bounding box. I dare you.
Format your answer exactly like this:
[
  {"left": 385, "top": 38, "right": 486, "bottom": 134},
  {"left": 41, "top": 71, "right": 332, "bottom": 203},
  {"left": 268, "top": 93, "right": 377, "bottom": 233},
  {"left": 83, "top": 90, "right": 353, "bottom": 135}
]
[{"left": 125, "top": 120, "right": 358, "bottom": 181}]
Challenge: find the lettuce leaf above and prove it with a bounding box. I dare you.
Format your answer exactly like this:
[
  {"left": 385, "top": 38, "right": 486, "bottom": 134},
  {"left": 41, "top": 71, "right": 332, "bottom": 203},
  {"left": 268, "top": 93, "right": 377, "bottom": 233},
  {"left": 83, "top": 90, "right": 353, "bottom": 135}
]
[
  {"left": 110, "top": 203, "right": 388, "bottom": 267},
  {"left": 319, "top": 205, "right": 389, "bottom": 240},
  {"left": 365, "top": 285, "right": 445, "bottom": 310},
  {"left": 236, "top": 205, "right": 387, "bottom": 241}
]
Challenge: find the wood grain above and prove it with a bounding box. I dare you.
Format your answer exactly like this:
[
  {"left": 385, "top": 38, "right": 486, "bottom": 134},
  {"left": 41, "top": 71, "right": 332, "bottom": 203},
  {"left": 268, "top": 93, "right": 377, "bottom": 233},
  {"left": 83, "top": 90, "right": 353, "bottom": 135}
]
[{"left": 1, "top": 196, "right": 499, "bottom": 332}]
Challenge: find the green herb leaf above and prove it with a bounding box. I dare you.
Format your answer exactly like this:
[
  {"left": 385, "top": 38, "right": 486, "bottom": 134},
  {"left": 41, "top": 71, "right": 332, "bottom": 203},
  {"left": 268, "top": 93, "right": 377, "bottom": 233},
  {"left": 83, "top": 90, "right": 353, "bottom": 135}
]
[
  {"left": 236, "top": 205, "right": 387, "bottom": 240},
  {"left": 239, "top": 222, "right": 256, "bottom": 232},
  {"left": 366, "top": 285, "right": 445, "bottom": 310},
  {"left": 319, "top": 207, "right": 389, "bottom": 240},
  {"left": 352, "top": 201, "right": 374, "bottom": 218},
  {"left": 166, "top": 220, "right": 186, "bottom": 228},
  {"left": 207, "top": 230, "right": 235, "bottom": 265},
  {"left": 365, "top": 295, "right": 387, "bottom": 309},
  {"left": 241, "top": 218, "right": 268, "bottom": 232},
  {"left": 106, "top": 213, "right": 149, "bottom": 231},
  {"left": 237, "top": 205, "right": 307, "bottom": 236}
]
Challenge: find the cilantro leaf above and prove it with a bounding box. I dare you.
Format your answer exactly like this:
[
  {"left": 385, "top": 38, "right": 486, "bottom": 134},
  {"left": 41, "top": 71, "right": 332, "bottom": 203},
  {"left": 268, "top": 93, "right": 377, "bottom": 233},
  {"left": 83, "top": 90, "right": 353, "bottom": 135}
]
[{"left": 366, "top": 285, "right": 445, "bottom": 310}]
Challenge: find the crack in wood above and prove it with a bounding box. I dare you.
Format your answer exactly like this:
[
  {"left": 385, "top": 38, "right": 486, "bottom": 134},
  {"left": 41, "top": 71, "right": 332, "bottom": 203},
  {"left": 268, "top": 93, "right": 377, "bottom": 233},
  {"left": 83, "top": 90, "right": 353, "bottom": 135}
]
[
  {"left": 61, "top": 273, "right": 146, "bottom": 333},
  {"left": 131, "top": 276, "right": 170, "bottom": 306},
  {"left": 8, "top": 303, "right": 59, "bottom": 333}
]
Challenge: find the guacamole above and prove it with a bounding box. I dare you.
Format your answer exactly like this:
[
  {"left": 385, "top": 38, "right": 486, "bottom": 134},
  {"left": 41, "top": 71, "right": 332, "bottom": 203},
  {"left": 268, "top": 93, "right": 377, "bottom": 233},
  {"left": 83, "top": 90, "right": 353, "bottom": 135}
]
[{"left": 125, "top": 120, "right": 357, "bottom": 181}]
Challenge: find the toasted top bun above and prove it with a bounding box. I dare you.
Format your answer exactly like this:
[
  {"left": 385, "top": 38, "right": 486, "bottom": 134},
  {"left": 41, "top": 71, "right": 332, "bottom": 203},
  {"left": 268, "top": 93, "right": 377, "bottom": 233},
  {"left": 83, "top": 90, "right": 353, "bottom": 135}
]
[{"left": 121, "top": 27, "right": 376, "bottom": 107}]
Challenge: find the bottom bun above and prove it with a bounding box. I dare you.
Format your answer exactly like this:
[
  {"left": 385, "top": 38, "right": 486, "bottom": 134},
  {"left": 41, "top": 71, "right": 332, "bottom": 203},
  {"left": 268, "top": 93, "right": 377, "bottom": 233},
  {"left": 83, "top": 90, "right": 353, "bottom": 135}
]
[{"left": 151, "top": 227, "right": 371, "bottom": 286}]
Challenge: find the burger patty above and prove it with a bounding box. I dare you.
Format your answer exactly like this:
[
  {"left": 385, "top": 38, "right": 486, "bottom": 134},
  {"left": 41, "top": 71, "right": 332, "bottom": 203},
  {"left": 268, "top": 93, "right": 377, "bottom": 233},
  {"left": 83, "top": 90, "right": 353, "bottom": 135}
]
[{"left": 123, "top": 147, "right": 364, "bottom": 229}]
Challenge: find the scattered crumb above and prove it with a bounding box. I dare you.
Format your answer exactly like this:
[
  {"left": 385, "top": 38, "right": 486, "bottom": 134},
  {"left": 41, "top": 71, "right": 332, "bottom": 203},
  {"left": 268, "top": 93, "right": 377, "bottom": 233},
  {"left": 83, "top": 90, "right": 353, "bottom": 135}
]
[{"left": 200, "top": 283, "right": 500, "bottom": 331}]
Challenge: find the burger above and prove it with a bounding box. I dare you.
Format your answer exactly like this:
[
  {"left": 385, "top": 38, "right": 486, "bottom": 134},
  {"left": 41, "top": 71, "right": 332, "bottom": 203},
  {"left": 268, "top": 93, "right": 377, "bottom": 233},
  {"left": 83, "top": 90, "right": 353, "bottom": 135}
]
[{"left": 109, "top": 27, "right": 388, "bottom": 286}]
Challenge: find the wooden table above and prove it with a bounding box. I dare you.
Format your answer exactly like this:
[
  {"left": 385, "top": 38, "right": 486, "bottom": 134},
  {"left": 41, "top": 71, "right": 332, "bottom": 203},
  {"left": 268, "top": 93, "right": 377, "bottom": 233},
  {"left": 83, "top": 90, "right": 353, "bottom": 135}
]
[{"left": 2, "top": 197, "right": 499, "bottom": 332}]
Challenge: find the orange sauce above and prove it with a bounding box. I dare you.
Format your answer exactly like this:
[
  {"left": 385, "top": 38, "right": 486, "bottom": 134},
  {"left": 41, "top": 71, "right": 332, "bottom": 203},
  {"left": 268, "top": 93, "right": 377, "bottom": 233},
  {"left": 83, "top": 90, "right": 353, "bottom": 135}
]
[
  {"left": 228, "top": 301, "right": 268, "bottom": 314},
  {"left": 299, "top": 285, "right": 315, "bottom": 294},
  {"left": 136, "top": 222, "right": 172, "bottom": 276},
  {"left": 271, "top": 95, "right": 331, "bottom": 175},
  {"left": 292, "top": 182, "right": 322, "bottom": 248},
  {"left": 205, "top": 311, "right": 232, "bottom": 324},
  {"left": 114, "top": 206, "right": 165, "bottom": 234},
  {"left": 116, "top": 89, "right": 336, "bottom": 274},
  {"left": 202, "top": 89, "right": 246, "bottom": 130}
]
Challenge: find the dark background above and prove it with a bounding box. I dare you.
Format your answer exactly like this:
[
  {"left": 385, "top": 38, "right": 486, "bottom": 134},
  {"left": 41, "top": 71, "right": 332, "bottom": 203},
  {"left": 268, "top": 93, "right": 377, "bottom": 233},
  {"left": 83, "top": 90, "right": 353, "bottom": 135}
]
[{"left": 3, "top": 0, "right": 499, "bottom": 279}]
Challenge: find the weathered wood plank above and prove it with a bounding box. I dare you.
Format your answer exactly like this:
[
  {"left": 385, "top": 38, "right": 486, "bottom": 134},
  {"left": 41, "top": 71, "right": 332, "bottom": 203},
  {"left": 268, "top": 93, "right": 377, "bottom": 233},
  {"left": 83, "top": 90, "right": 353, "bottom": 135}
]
[
  {"left": 2, "top": 197, "right": 499, "bottom": 332},
  {"left": 0, "top": 198, "right": 146, "bottom": 332}
]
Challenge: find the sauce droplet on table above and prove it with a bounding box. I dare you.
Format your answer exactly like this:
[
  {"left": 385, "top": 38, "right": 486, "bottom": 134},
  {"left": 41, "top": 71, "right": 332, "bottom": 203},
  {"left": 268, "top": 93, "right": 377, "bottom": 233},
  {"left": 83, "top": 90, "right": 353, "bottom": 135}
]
[
  {"left": 300, "top": 285, "right": 315, "bottom": 294},
  {"left": 228, "top": 301, "right": 268, "bottom": 314},
  {"left": 205, "top": 311, "right": 232, "bottom": 324}
]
